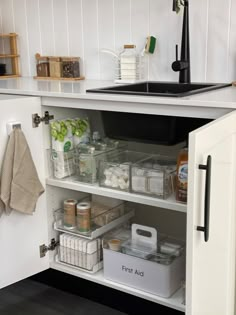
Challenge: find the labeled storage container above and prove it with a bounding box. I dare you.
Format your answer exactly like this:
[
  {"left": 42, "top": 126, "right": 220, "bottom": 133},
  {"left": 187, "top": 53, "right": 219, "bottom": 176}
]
[
  {"left": 103, "top": 224, "right": 185, "bottom": 298},
  {"left": 58, "top": 233, "right": 102, "bottom": 273},
  {"left": 54, "top": 195, "right": 135, "bottom": 239},
  {"left": 99, "top": 150, "right": 150, "bottom": 192},
  {"left": 131, "top": 155, "right": 176, "bottom": 199}
]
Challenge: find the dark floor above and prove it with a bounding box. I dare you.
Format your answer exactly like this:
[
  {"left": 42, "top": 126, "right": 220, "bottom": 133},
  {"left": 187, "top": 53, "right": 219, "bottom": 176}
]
[
  {"left": 0, "top": 279, "right": 127, "bottom": 315},
  {"left": 0, "top": 269, "right": 183, "bottom": 315}
]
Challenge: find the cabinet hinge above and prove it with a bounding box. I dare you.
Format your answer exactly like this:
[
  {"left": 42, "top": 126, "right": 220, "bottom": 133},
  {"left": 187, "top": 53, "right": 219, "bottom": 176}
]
[
  {"left": 39, "top": 238, "right": 59, "bottom": 258},
  {"left": 32, "top": 111, "right": 54, "bottom": 128}
]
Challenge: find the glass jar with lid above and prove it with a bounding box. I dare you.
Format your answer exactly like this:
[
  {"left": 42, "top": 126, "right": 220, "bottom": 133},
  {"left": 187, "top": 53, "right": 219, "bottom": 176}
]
[
  {"left": 49, "top": 56, "right": 62, "bottom": 78},
  {"left": 61, "top": 57, "right": 80, "bottom": 78},
  {"left": 35, "top": 53, "right": 50, "bottom": 77},
  {"left": 119, "top": 44, "right": 138, "bottom": 81}
]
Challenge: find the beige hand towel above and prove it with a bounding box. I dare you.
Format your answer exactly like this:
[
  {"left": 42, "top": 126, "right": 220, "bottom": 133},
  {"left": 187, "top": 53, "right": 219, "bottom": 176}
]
[
  {"left": 0, "top": 128, "right": 44, "bottom": 215},
  {"left": 0, "top": 182, "right": 4, "bottom": 217}
]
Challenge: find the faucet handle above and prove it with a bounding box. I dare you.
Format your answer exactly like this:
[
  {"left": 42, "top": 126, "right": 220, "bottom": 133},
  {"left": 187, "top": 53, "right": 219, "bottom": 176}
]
[{"left": 175, "top": 44, "right": 179, "bottom": 61}]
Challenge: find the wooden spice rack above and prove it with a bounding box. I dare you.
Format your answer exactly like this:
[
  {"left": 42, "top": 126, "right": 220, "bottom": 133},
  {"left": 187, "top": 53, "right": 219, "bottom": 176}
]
[
  {"left": 34, "top": 53, "right": 84, "bottom": 81},
  {"left": 0, "top": 33, "right": 20, "bottom": 78}
]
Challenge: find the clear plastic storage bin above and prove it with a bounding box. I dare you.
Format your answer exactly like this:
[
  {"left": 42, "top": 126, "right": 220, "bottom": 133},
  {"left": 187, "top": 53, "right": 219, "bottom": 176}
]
[
  {"left": 99, "top": 150, "right": 150, "bottom": 192},
  {"left": 54, "top": 195, "right": 134, "bottom": 239},
  {"left": 131, "top": 155, "right": 176, "bottom": 199},
  {"left": 73, "top": 141, "right": 121, "bottom": 184}
]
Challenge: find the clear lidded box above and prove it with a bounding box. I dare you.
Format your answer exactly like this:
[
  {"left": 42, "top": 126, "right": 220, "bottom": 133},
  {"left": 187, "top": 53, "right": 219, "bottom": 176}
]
[
  {"left": 131, "top": 155, "right": 176, "bottom": 199},
  {"left": 99, "top": 150, "right": 150, "bottom": 192},
  {"left": 73, "top": 141, "right": 121, "bottom": 184}
]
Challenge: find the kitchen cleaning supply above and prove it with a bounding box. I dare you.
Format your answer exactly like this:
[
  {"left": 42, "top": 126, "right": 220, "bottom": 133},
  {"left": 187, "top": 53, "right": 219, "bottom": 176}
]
[
  {"left": 176, "top": 147, "right": 188, "bottom": 203},
  {"left": 145, "top": 36, "right": 156, "bottom": 54}
]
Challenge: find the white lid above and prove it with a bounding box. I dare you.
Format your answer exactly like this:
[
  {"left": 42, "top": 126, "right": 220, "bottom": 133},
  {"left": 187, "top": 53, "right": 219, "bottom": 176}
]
[{"left": 77, "top": 201, "right": 91, "bottom": 210}]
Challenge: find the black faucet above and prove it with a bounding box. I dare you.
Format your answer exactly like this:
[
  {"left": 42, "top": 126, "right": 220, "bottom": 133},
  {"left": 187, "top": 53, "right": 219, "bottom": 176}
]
[{"left": 171, "top": 0, "right": 190, "bottom": 84}]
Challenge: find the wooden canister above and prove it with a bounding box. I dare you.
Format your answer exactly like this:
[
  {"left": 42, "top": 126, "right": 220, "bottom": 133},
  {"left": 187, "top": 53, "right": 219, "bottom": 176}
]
[{"left": 49, "top": 57, "right": 62, "bottom": 78}]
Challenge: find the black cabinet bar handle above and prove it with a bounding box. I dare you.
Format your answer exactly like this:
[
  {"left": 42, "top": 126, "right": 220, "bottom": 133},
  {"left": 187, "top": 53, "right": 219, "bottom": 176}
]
[{"left": 197, "top": 155, "right": 212, "bottom": 242}]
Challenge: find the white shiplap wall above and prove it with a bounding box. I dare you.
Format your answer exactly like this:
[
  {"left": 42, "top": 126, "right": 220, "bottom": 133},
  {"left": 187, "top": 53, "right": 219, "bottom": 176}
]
[{"left": 0, "top": 0, "right": 235, "bottom": 82}]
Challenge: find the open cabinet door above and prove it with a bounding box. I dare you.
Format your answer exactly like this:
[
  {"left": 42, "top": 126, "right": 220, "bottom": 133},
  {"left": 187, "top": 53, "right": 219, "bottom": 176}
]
[
  {"left": 0, "top": 95, "right": 49, "bottom": 289},
  {"left": 186, "top": 111, "right": 236, "bottom": 315}
]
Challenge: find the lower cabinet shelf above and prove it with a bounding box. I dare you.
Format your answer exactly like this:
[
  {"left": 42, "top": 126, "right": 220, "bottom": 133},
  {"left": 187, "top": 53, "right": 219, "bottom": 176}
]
[{"left": 50, "top": 260, "right": 185, "bottom": 312}]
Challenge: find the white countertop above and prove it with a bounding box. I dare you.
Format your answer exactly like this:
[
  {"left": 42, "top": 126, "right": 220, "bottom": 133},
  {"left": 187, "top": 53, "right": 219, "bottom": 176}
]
[{"left": 0, "top": 77, "right": 235, "bottom": 108}]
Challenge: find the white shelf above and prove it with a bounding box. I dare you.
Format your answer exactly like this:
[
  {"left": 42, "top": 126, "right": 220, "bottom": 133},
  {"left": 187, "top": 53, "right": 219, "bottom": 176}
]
[
  {"left": 46, "top": 177, "right": 187, "bottom": 213},
  {"left": 50, "top": 260, "right": 185, "bottom": 312}
]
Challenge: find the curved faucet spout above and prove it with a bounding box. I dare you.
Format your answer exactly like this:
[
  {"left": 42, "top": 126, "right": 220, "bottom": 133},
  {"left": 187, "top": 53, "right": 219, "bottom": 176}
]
[{"left": 172, "top": 0, "right": 191, "bottom": 83}]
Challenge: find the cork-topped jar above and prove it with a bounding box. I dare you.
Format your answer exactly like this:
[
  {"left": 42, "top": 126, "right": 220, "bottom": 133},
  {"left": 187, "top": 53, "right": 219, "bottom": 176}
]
[
  {"left": 49, "top": 56, "right": 62, "bottom": 78},
  {"left": 36, "top": 54, "right": 50, "bottom": 77},
  {"left": 61, "top": 57, "right": 80, "bottom": 78}
]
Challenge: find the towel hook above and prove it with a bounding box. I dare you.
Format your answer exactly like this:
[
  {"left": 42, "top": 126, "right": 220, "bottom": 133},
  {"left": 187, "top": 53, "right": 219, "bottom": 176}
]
[{"left": 7, "top": 121, "right": 21, "bottom": 135}]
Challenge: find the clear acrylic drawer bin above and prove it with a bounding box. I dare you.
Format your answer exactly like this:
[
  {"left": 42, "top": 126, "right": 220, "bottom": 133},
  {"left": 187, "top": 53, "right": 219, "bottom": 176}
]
[
  {"left": 54, "top": 196, "right": 134, "bottom": 239},
  {"left": 48, "top": 149, "right": 75, "bottom": 179},
  {"left": 73, "top": 143, "right": 121, "bottom": 184},
  {"left": 57, "top": 235, "right": 103, "bottom": 273},
  {"left": 99, "top": 150, "right": 150, "bottom": 192},
  {"left": 131, "top": 155, "right": 176, "bottom": 199}
]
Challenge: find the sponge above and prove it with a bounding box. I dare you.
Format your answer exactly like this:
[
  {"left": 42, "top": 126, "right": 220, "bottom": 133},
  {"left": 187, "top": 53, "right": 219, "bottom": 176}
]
[{"left": 145, "top": 36, "right": 156, "bottom": 54}]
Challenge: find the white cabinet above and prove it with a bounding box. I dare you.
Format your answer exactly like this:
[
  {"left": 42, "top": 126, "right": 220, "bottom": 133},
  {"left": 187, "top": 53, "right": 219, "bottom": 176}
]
[
  {"left": 0, "top": 95, "right": 235, "bottom": 315},
  {"left": 0, "top": 95, "right": 49, "bottom": 288}
]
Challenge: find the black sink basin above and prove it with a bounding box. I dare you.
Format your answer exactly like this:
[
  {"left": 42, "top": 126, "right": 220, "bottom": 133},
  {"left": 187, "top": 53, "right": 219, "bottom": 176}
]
[{"left": 86, "top": 81, "right": 231, "bottom": 97}]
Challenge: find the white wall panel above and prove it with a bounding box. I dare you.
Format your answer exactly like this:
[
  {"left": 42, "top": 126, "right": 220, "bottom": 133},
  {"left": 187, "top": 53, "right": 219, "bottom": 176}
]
[
  {"left": 0, "top": 0, "right": 235, "bottom": 81},
  {"left": 0, "top": 0, "right": 14, "bottom": 34},
  {"left": 82, "top": 0, "right": 99, "bottom": 79},
  {"left": 131, "top": 0, "right": 149, "bottom": 80},
  {"left": 189, "top": 0, "right": 208, "bottom": 82},
  {"left": 52, "top": 0, "right": 69, "bottom": 56},
  {"left": 12, "top": 0, "right": 30, "bottom": 76},
  {"left": 98, "top": 0, "right": 115, "bottom": 80},
  {"left": 67, "top": 0, "right": 84, "bottom": 76},
  {"left": 228, "top": 0, "right": 236, "bottom": 81},
  {"left": 26, "top": 0, "right": 41, "bottom": 77},
  {"left": 38, "top": 0, "right": 54, "bottom": 56},
  {"left": 0, "top": 0, "right": 14, "bottom": 71},
  {"left": 114, "top": 0, "right": 131, "bottom": 52},
  {"left": 206, "top": 0, "right": 231, "bottom": 82},
  {"left": 149, "top": 0, "right": 181, "bottom": 81}
]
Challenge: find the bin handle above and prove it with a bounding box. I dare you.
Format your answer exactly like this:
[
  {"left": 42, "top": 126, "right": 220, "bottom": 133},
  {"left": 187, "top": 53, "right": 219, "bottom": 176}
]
[{"left": 132, "top": 224, "right": 157, "bottom": 247}]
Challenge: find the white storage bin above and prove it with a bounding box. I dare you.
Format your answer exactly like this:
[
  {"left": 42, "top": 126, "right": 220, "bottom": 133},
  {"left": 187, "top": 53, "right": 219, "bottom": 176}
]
[{"left": 103, "top": 224, "right": 185, "bottom": 298}]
